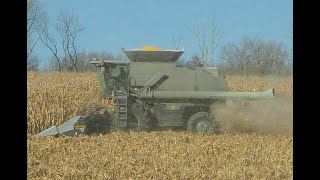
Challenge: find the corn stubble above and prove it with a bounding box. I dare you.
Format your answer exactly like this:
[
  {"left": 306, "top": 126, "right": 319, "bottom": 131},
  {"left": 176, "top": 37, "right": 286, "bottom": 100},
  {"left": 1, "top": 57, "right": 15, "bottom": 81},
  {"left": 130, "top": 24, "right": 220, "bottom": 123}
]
[{"left": 27, "top": 72, "right": 293, "bottom": 179}]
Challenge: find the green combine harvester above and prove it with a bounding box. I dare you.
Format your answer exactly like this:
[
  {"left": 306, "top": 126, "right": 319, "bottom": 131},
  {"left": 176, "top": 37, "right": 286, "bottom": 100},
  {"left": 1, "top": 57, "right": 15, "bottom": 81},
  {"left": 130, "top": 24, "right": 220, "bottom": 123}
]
[{"left": 35, "top": 46, "right": 275, "bottom": 137}]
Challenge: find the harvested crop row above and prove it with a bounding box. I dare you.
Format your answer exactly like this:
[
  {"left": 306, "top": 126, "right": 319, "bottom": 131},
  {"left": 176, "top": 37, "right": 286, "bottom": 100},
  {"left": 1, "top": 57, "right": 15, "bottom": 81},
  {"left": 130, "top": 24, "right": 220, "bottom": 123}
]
[{"left": 28, "top": 132, "right": 292, "bottom": 179}]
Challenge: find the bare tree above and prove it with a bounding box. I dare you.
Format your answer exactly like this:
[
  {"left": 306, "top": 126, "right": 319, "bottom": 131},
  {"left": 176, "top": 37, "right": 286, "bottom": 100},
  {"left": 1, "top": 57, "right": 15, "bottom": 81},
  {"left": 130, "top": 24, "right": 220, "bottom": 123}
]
[
  {"left": 171, "top": 34, "right": 182, "bottom": 50},
  {"left": 220, "top": 43, "right": 239, "bottom": 71},
  {"left": 27, "top": 0, "right": 45, "bottom": 70},
  {"left": 185, "top": 55, "right": 203, "bottom": 67},
  {"left": 176, "top": 54, "right": 204, "bottom": 67},
  {"left": 220, "top": 36, "right": 289, "bottom": 75},
  {"left": 27, "top": 54, "right": 39, "bottom": 71},
  {"left": 184, "top": 18, "right": 222, "bottom": 67},
  {"left": 196, "top": 18, "right": 223, "bottom": 66},
  {"left": 37, "top": 10, "right": 85, "bottom": 71},
  {"left": 55, "top": 10, "right": 85, "bottom": 71},
  {"left": 287, "top": 22, "right": 293, "bottom": 74},
  {"left": 37, "top": 13, "right": 62, "bottom": 71}
]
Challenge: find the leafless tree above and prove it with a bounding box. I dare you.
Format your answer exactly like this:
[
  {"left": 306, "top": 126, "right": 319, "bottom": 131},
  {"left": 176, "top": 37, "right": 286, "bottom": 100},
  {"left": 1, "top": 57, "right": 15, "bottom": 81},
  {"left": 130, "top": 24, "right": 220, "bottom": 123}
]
[
  {"left": 27, "top": 54, "right": 39, "bottom": 71},
  {"left": 220, "top": 43, "right": 239, "bottom": 71},
  {"left": 27, "top": 0, "right": 45, "bottom": 70},
  {"left": 171, "top": 34, "right": 182, "bottom": 50},
  {"left": 37, "top": 13, "right": 62, "bottom": 71},
  {"left": 184, "top": 18, "right": 222, "bottom": 67},
  {"left": 287, "top": 22, "right": 293, "bottom": 74},
  {"left": 196, "top": 18, "right": 223, "bottom": 66},
  {"left": 220, "top": 36, "right": 289, "bottom": 75},
  {"left": 55, "top": 10, "right": 85, "bottom": 71},
  {"left": 37, "top": 10, "right": 84, "bottom": 71},
  {"left": 175, "top": 54, "right": 204, "bottom": 67},
  {"left": 185, "top": 55, "right": 203, "bottom": 67}
]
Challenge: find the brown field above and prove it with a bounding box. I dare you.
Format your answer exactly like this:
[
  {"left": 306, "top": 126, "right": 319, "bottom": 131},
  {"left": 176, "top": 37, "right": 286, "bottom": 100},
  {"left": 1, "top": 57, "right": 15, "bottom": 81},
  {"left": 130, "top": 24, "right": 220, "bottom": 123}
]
[{"left": 27, "top": 72, "right": 293, "bottom": 179}]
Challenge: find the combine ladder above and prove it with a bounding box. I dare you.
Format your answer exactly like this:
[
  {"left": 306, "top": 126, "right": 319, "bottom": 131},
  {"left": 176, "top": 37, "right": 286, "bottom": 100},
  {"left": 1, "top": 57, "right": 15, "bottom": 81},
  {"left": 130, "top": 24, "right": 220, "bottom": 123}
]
[{"left": 115, "top": 96, "right": 128, "bottom": 127}]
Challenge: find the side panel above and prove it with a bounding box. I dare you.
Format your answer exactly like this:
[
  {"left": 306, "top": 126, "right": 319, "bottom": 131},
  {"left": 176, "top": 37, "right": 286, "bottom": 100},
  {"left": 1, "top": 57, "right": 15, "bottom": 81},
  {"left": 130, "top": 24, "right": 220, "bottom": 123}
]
[
  {"left": 130, "top": 62, "right": 196, "bottom": 91},
  {"left": 152, "top": 103, "right": 212, "bottom": 127},
  {"left": 157, "top": 67, "right": 196, "bottom": 91},
  {"left": 195, "top": 70, "right": 228, "bottom": 91},
  {"left": 130, "top": 62, "right": 228, "bottom": 92},
  {"left": 154, "top": 103, "right": 184, "bottom": 126},
  {"left": 129, "top": 62, "right": 175, "bottom": 87}
]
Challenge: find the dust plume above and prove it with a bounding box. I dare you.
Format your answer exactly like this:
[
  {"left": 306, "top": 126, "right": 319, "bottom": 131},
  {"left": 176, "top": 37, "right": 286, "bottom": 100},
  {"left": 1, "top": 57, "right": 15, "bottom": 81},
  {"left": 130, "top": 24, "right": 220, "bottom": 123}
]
[{"left": 213, "top": 98, "right": 293, "bottom": 135}]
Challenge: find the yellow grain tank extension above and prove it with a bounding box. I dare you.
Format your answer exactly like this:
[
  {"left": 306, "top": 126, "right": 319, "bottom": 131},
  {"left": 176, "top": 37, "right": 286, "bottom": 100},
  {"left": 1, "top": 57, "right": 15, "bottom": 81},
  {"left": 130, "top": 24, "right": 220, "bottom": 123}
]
[{"left": 138, "top": 46, "right": 162, "bottom": 51}]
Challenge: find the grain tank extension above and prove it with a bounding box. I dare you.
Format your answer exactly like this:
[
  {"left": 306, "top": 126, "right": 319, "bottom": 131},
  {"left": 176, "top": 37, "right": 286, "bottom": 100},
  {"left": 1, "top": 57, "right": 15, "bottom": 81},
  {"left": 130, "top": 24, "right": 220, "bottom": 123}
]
[{"left": 35, "top": 46, "right": 275, "bottom": 137}]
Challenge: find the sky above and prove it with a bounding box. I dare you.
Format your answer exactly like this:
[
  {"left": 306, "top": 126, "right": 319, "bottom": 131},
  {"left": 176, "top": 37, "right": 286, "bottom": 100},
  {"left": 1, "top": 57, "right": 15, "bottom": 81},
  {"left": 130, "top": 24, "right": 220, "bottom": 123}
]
[{"left": 34, "top": 0, "right": 293, "bottom": 69}]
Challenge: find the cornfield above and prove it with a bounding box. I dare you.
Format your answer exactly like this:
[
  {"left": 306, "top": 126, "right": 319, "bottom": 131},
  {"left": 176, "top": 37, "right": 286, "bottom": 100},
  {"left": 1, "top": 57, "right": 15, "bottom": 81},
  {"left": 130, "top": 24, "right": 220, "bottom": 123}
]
[{"left": 27, "top": 72, "right": 293, "bottom": 179}]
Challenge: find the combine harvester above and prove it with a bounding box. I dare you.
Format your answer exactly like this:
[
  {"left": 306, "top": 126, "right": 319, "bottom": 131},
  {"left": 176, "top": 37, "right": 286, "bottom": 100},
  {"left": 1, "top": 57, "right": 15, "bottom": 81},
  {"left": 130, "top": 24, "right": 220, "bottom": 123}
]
[{"left": 35, "top": 46, "right": 275, "bottom": 137}]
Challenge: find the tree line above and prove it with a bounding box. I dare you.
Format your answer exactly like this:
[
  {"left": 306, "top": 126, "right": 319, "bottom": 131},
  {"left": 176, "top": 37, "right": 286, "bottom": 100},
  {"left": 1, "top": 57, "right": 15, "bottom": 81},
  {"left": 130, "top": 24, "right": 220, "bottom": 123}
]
[{"left": 28, "top": 0, "right": 292, "bottom": 75}]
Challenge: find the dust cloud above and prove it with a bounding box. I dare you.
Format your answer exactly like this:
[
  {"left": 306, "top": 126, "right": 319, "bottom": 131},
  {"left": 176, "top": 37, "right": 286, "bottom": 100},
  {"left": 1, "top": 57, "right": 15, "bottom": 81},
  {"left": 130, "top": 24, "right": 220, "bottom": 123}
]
[{"left": 213, "top": 98, "right": 293, "bottom": 135}]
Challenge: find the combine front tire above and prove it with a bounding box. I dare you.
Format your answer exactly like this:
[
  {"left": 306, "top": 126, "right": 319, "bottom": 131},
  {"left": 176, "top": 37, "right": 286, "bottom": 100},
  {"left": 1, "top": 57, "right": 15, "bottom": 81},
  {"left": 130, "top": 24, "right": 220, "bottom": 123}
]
[
  {"left": 76, "top": 103, "right": 112, "bottom": 135},
  {"left": 75, "top": 112, "right": 111, "bottom": 135},
  {"left": 83, "top": 113, "right": 110, "bottom": 134},
  {"left": 187, "top": 112, "right": 216, "bottom": 133}
]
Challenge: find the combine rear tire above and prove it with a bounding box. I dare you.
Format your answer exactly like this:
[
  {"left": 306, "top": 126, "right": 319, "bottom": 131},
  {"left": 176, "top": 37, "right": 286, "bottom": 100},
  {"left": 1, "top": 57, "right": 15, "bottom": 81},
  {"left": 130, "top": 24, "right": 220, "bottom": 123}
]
[{"left": 187, "top": 112, "right": 216, "bottom": 133}]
